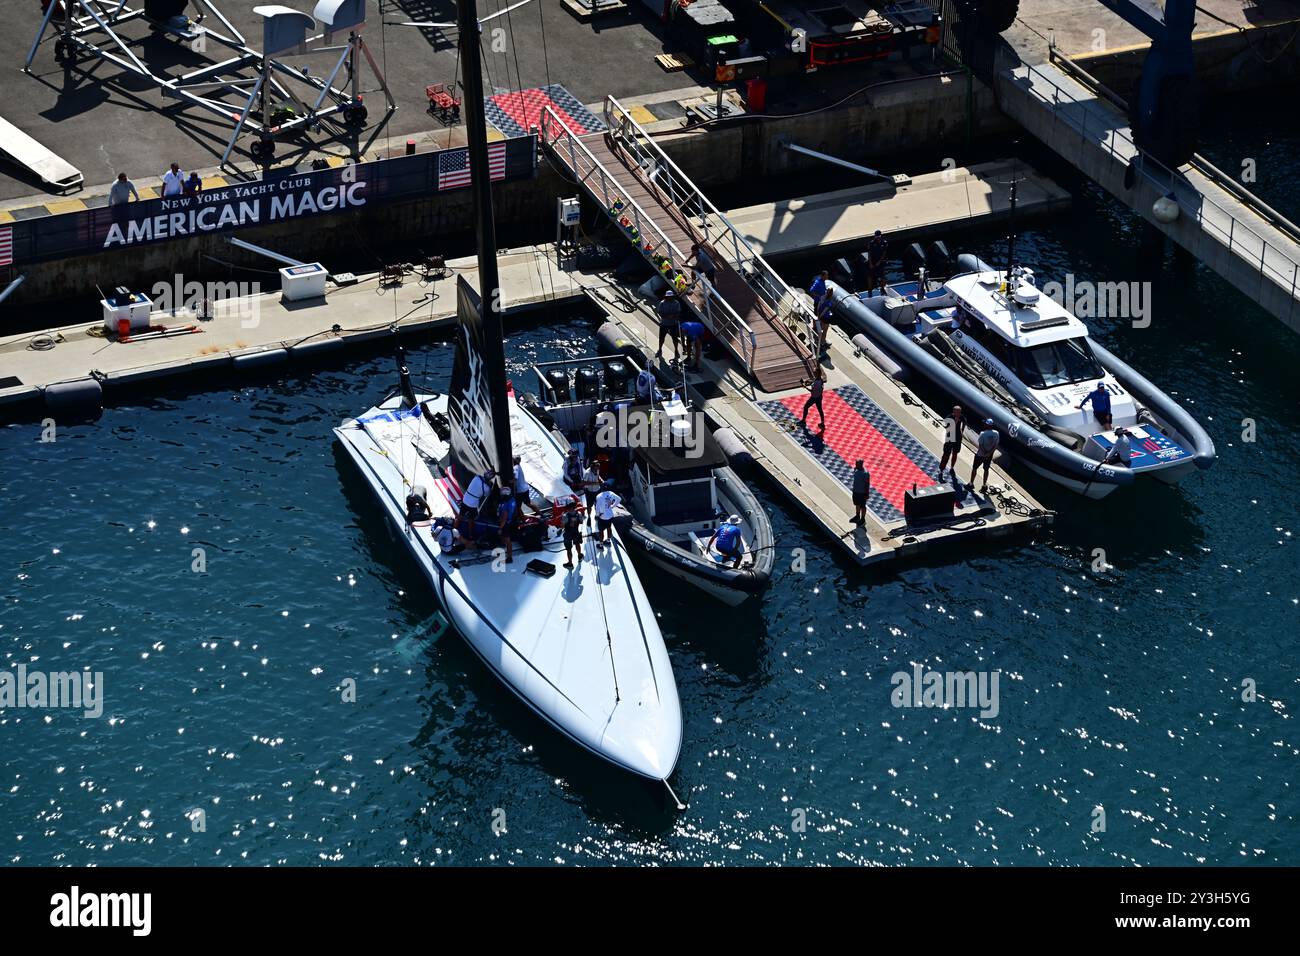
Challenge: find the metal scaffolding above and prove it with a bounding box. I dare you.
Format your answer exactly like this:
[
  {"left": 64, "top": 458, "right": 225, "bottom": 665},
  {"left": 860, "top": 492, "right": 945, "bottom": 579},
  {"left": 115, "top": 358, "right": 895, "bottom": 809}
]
[{"left": 24, "top": 0, "right": 396, "bottom": 168}]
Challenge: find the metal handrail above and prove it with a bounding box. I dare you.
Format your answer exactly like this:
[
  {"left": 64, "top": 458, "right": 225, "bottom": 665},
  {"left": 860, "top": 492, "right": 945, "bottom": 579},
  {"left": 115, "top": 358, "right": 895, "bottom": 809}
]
[
  {"left": 603, "top": 96, "right": 818, "bottom": 355},
  {"left": 1020, "top": 60, "right": 1300, "bottom": 307},
  {"left": 538, "top": 107, "right": 759, "bottom": 374}
]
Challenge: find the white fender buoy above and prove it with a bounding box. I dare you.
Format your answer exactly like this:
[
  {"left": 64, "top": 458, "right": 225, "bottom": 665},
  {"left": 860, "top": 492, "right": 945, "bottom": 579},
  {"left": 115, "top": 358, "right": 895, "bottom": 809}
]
[{"left": 1152, "top": 193, "right": 1180, "bottom": 223}]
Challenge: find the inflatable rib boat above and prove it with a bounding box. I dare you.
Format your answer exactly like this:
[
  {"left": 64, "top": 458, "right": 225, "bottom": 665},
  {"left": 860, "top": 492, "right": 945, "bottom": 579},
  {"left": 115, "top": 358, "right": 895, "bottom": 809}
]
[{"left": 833, "top": 254, "right": 1215, "bottom": 498}]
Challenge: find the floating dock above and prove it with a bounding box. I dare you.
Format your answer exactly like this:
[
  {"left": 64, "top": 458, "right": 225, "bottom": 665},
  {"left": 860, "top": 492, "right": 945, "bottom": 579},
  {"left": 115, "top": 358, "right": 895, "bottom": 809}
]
[
  {"left": 595, "top": 293, "right": 1053, "bottom": 566},
  {"left": 0, "top": 247, "right": 600, "bottom": 413},
  {"left": 543, "top": 96, "right": 1051, "bottom": 565}
]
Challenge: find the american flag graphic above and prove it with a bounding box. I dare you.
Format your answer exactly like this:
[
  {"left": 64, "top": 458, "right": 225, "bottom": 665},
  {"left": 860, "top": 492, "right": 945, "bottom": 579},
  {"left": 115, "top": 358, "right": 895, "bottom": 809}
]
[
  {"left": 0, "top": 226, "right": 12, "bottom": 267},
  {"left": 437, "top": 142, "right": 506, "bottom": 191}
]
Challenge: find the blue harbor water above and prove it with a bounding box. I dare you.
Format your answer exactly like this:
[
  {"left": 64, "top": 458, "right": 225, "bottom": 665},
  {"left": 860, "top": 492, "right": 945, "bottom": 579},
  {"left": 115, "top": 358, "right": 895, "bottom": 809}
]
[{"left": 2, "top": 106, "right": 1298, "bottom": 866}]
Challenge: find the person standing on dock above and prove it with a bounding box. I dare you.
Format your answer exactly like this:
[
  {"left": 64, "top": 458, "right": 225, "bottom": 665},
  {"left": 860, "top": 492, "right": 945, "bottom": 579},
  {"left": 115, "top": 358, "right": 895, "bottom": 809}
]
[
  {"left": 969, "top": 419, "right": 1000, "bottom": 494},
  {"left": 162, "top": 162, "right": 185, "bottom": 197},
  {"left": 814, "top": 296, "right": 832, "bottom": 355},
  {"left": 799, "top": 365, "right": 826, "bottom": 433},
  {"left": 680, "top": 319, "right": 705, "bottom": 370},
  {"left": 809, "top": 270, "right": 830, "bottom": 309},
  {"left": 1078, "top": 382, "right": 1113, "bottom": 430},
  {"left": 865, "top": 230, "right": 888, "bottom": 295},
  {"left": 655, "top": 288, "right": 683, "bottom": 362},
  {"left": 183, "top": 171, "right": 202, "bottom": 196},
  {"left": 109, "top": 173, "right": 140, "bottom": 206},
  {"left": 687, "top": 243, "right": 717, "bottom": 289},
  {"left": 851, "top": 460, "right": 871, "bottom": 525},
  {"left": 939, "top": 405, "right": 966, "bottom": 481}
]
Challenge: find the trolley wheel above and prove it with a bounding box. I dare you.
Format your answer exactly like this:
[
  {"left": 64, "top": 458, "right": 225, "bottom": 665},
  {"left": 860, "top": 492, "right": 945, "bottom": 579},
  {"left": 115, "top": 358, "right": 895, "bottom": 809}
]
[
  {"left": 250, "top": 139, "right": 275, "bottom": 162},
  {"left": 343, "top": 102, "right": 368, "bottom": 125}
]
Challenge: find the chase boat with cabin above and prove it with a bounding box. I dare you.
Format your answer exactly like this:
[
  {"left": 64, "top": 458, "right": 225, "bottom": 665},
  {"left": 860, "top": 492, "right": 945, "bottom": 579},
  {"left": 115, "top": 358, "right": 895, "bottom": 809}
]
[
  {"left": 520, "top": 354, "right": 774, "bottom": 605},
  {"left": 833, "top": 252, "right": 1215, "bottom": 499},
  {"left": 332, "top": 0, "right": 681, "bottom": 785}
]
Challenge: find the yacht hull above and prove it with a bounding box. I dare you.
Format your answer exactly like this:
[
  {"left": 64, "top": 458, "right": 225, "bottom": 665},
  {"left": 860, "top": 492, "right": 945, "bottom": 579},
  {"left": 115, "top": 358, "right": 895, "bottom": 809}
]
[{"left": 335, "top": 393, "right": 682, "bottom": 781}]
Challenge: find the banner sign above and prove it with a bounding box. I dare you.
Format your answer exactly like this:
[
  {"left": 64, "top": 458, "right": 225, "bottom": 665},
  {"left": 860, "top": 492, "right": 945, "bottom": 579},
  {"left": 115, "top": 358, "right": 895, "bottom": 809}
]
[{"left": 3, "top": 135, "right": 536, "bottom": 267}]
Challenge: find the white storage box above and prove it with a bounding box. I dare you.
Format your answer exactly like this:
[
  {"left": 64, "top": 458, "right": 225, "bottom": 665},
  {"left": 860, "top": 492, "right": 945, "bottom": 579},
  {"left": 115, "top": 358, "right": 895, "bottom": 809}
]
[
  {"left": 101, "top": 292, "right": 153, "bottom": 333},
  {"left": 279, "top": 262, "right": 328, "bottom": 301}
]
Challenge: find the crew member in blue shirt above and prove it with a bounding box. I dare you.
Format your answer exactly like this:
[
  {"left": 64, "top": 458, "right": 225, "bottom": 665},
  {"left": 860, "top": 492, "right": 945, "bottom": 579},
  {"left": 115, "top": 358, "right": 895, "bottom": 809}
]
[
  {"left": 680, "top": 319, "right": 706, "bottom": 370},
  {"left": 809, "top": 270, "right": 830, "bottom": 308},
  {"left": 708, "top": 514, "right": 745, "bottom": 568},
  {"left": 1079, "top": 382, "right": 1113, "bottom": 430}
]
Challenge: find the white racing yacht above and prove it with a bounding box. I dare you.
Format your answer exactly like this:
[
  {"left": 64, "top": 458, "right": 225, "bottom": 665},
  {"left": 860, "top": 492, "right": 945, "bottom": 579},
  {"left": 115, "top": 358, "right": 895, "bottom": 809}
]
[{"left": 333, "top": 0, "right": 681, "bottom": 787}]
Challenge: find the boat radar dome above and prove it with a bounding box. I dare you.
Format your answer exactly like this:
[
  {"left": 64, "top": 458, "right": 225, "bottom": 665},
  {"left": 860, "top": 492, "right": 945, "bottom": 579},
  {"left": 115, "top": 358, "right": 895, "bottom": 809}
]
[{"left": 1012, "top": 282, "right": 1040, "bottom": 307}]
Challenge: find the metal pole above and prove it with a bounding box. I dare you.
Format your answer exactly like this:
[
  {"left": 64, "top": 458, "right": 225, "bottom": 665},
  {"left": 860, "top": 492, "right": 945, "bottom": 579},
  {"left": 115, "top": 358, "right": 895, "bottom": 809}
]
[
  {"left": 0, "top": 275, "right": 26, "bottom": 307},
  {"left": 782, "top": 142, "right": 893, "bottom": 181},
  {"left": 457, "top": 0, "right": 514, "bottom": 474},
  {"left": 227, "top": 237, "right": 307, "bottom": 267}
]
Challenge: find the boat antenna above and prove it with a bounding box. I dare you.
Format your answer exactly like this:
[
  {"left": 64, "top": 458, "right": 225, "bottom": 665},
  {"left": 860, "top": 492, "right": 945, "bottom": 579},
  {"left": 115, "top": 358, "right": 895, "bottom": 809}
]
[
  {"left": 1002, "top": 145, "right": 1023, "bottom": 287},
  {"left": 1004, "top": 179, "right": 1018, "bottom": 287}
]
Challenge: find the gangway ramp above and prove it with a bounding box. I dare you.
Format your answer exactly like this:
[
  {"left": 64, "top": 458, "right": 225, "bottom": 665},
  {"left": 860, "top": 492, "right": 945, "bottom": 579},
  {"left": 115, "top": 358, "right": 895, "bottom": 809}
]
[
  {"left": 0, "top": 116, "right": 82, "bottom": 193},
  {"left": 541, "top": 96, "right": 816, "bottom": 392}
]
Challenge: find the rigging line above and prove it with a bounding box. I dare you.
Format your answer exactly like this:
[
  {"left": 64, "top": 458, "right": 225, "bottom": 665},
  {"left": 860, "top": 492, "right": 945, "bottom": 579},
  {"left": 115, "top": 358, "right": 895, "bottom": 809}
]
[
  {"left": 502, "top": 0, "right": 527, "bottom": 129},
  {"left": 478, "top": 27, "right": 496, "bottom": 109},
  {"left": 536, "top": 0, "right": 551, "bottom": 91},
  {"left": 446, "top": 30, "right": 463, "bottom": 150},
  {"left": 590, "top": 535, "right": 621, "bottom": 705}
]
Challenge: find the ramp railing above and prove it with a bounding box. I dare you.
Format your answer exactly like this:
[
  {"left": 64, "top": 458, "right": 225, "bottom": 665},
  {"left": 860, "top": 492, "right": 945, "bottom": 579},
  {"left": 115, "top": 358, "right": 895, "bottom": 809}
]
[
  {"left": 1019, "top": 59, "right": 1300, "bottom": 314},
  {"left": 539, "top": 106, "right": 759, "bottom": 375},
  {"left": 602, "top": 96, "right": 816, "bottom": 358}
]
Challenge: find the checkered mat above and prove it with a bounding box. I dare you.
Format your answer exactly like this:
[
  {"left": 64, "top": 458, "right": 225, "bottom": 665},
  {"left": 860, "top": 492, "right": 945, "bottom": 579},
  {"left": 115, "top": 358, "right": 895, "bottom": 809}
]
[
  {"left": 758, "top": 384, "right": 941, "bottom": 522},
  {"left": 485, "top": 85, "right": 606, "bottom": 139}
]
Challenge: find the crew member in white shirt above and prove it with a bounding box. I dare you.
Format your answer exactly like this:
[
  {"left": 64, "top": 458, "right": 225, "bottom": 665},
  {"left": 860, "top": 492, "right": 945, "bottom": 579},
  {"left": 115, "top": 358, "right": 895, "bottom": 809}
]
[
  {"left": 455, "top": 467, "right": 495, "bottom": 541},
  {"left": 511, "top": 455, "right": 536, "bottom": 515},
  {"left": 593, "top": 483, "right": 622, "bottom": 551}
]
